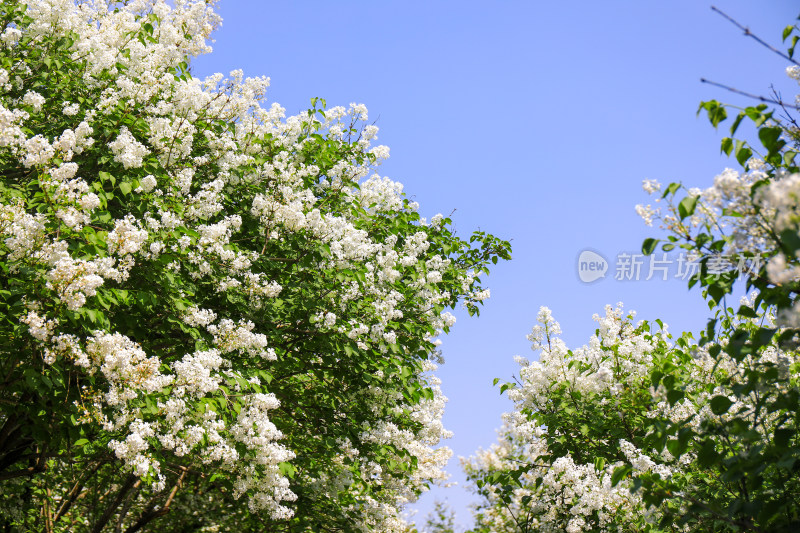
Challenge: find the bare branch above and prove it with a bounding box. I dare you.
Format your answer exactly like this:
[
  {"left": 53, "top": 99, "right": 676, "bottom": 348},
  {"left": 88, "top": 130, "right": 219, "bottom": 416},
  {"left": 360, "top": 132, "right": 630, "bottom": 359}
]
[
  {"left": 770, "top": 85, "right": 800, "bottom": 133},
  {"left": 0, "top": 449, "right": 47, "bottom": 481},
  {"left": 700, "top": 78, "right": 800, "bottom": 110},
  {"left": 711, "top": 6, "right": 800, "bottom": 67},
  {"left": 44, "top": 487, "right": 53, "bottom": 533}
]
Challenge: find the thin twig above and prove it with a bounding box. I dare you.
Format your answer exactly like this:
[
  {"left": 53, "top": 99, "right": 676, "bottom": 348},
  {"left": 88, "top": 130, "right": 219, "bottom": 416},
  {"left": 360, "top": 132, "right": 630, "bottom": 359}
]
[
  {"left": 162, "top": 468, "right": 186, "bottom": 509},
  {"left": 771, "top": 84, "right": 800, "bottom": 133},
  {"left": 711, "top": 6, "right": 800, "bottom": 67},
  {"left": 700, "top": 78, "right": 800, "bottom": 110}
]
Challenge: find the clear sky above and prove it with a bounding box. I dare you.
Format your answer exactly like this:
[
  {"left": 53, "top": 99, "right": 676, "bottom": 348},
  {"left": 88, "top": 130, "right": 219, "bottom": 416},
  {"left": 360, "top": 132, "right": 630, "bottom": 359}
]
[{"left": 192, "top": 1, "right": 800, "bottom": 528}]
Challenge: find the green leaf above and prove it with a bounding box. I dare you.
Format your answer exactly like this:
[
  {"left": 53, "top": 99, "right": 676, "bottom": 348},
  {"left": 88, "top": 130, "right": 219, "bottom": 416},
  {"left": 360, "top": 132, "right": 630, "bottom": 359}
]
[
  {"left": 278, "top": 462, "right": 296, "bottom": 478},
  {"left": 642, "top": 238, "right": 659, "bottom": 255},
  {"left": 710, "top": 395, "right": 734, "bottom": 415},
  {"left": 678, "top": 196, "right": 698, "bottom": 220},
  {"left": 779, "top": 228, "right": 800, "bottom": 256},
  {"left": 499, "top": 382, "right": 516, "bottom": 394},
  {"left": 662, "top": 182, "right": 681, "bottom": 199},
  {"left": 698, "top": 100, "right": 727, "bottom": 128},
  {"left": 759, "top": 499, "right": 786, "bottom": 524},
  {"left": 735, "top": 142, "right": 753, "bottom": 167},
  {"left": 730, "top": 113, "right": 745, "bottom": 136},
  {"left": 736, "top": 305, "right": 757, "bottom": 318},
  {"left": 774, "top": 428, "right": 794, "bottom": 448},
  {"left": 777, "top": 452, "right": 798, "bottom": 469},
  {"left": 744, "top": 106, "right": 769, "bottom": 127},
  {"left": 98, "top": 171, "right": 115, "bottom": 185},
  {"left": 667, "top": 389, "right": 684, "bottom": 405},
  {"left": 758, "top": 126, "right": 783, "bottom": 153},
  {"left": 611, "top": 465, "right": 632, "bottom": 486},
  {"left": 720, "top": 137, "right": 733, "bottom": 156},
  {"left": 697, "top": 440, "right": 719, "bottom": 467}
]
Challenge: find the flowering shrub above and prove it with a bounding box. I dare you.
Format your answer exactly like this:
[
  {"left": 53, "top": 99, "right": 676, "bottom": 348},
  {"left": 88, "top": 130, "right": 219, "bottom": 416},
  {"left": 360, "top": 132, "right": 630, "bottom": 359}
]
[
  {"left": 465, "top": 14, "right": 800, "bottom": 533},
  {"left": 0, "top": 1, "right": 510, "bottom": 531},
  {"left": 464, "top": 306, "right": 675, "bottom": 532},
  {"left": 465, "top": 303, "right": 800, "bottom": 532}
]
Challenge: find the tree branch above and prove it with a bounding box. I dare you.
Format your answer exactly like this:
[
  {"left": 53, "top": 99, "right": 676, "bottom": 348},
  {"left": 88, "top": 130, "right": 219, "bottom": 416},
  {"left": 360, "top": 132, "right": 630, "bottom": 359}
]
[
  {"left": 711, "top": 6, "right": 800, "bottom": 67},
  {"left": 700, "top": 78, "right": 800, "bottom": 110},
  {"left": 114, "top": 479, "right": 142, "bottom": 533},
  {"left": 123, "top": 469, "right": 186, "bottom": 533},
  {"left": 91, "top": 475, "right": 138, "bottom": 533},
  {"left": 0, "top": 451, "right": 47, "bottom": 481},
  {"left": 54, "top": 460, "right": 106, "bottom": 523},
  {"left": 770, "top": 84, "right": 800, "bottom": 133},
  {"left": 43, "top": 487, "right": 54, "bottom": 533}
]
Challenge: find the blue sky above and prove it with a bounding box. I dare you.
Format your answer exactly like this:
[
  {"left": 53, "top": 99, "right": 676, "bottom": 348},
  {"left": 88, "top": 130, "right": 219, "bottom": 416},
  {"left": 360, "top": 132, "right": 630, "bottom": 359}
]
[{"left": 193, "top": 1, "right": 799, "bottom": 527}]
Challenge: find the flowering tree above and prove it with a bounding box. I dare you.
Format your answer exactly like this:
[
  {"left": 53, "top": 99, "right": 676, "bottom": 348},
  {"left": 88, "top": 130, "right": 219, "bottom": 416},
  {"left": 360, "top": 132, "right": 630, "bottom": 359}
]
[
  {"left": 464, "top": 12, "right": 800, "bottom": 533},
  {"left": 464, "top": 304, "right": 799, "bottom": 532},
  {"left": 463, "top": 306, "right": 676, "bottom": 532},
  {"left": 0, "top": 1, "right": 510, "bottom": 531},
  {"left": 632, "top": 15, "right": 800, "bottom": 530}
]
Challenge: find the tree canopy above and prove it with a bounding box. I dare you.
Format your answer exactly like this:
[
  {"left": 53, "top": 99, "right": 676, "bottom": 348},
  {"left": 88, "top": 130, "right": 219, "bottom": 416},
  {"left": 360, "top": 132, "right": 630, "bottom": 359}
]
[{"left": 0, "top": 1, "right": 510, "bottom": 531}]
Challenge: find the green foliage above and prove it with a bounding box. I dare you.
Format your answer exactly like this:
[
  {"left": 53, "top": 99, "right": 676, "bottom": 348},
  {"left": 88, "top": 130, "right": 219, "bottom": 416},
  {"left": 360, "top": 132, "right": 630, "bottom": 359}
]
[
  {"left": 642, "top": 317, "right": 800, "bottom": 532},
  {"left": 423, "top": 500, "right": 457, "bottom": 533}
]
